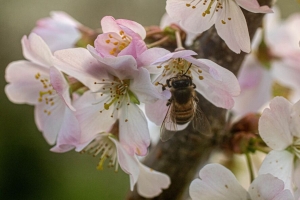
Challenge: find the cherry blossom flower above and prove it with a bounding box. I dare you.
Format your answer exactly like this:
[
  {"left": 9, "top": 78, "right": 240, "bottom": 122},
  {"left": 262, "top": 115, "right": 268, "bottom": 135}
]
[
  {"left": 79, "top": 132, "right": 170, "bottom": 198},
  {"left": 258, "top": 97, "right": 300, "bottom": 193},
  {"left": 232, "top": 11, "right": 300, "bottom": 119},
  {"left": 139, "top": 49, "right": 240, "bottom": 126},
  {"left": 87, "top": 16, "right": 147, "bottom": 66},
  {"left": 54, "top": 45, "right": 161, "bottom": 156},
  {"left": 5, "top": 33, "right": 77, "bottom": 146},
  {"left": 189, "top": 163, "right": 294, "bottom": 200},
  {"left": 32, "top": 11, "right": 82, "bottom": 52},
  {"left": 166, "top": 0, "right": 273, "bottom": 53}
]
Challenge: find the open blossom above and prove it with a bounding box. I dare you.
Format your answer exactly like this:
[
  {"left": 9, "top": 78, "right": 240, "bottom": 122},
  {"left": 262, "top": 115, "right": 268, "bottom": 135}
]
[
  {"left": 189, "top": 163, "right": 293, "bottom": 200},
  {"left": 32, "top": 11, "right": 82, "bottom": 52},
  {"left": 5, "top": 33, "right": 77, "bottom": 146},
  {"left": 87, "top": 16, "right": 147, "bottom": 66},
  {"left": 232, "top": 11, "right": 300, "bottom": 119},
  {"left": 166, "top": 0, "right": 273, "bottom": 53},
  {"left": 258, "top": 97, "right": 300, "bottom": 194},
  {"left": 138, "top": 48, "right": 240, "bottom": 125},
  {"left": 78, "top": 132, "right": 170, "bottom": 198},
  {"left": 54, "top": 44, "right": 161, "bottom": 155}
]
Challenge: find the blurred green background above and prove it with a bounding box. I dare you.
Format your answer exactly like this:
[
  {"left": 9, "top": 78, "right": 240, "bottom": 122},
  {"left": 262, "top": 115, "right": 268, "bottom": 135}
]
[{"left": 0, "top": 0, "right": 299, "bottom": 199}]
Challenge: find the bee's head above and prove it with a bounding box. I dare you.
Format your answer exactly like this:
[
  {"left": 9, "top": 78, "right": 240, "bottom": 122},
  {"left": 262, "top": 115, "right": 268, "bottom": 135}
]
[{"left": 168, "top": 75, "right": 192, "bottom": 88}]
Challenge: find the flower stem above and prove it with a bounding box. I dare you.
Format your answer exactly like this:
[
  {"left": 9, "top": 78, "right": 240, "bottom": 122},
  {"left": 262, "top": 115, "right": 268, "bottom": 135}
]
[
  {"left": 245, "top": 152, "right": 254, "bottom": 182},
  {"left": 255, "top": 146, "right": 269, "bottom": 154},
  {"left": 175, "top": 31, "right": 184, "bottom": 51},
  {"left": 147, "top": 36, "right": 169, "bottom": 48}
]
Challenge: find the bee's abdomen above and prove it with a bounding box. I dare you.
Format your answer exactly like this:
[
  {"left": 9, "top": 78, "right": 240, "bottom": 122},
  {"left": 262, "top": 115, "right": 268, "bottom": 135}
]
[{"left": 173, "top": 105, "right": 194, "bottom": 125}]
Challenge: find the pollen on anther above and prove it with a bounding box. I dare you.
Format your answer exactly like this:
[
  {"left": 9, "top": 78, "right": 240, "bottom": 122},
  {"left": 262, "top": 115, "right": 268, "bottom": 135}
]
[
  {"left": 228, "top": 17, "right": 231, "bottom": 20},
  {"left": 125, "top": 119, "right": 128, "bottom": 122},
  {"left": 199, "top": 76, "right": 204, "bottom": 80},
  {"left": 222, "top": 20, "right": 226, "bottom": 24},
  {"left": 186, "top": 3, "right": 191, "bottom": 7},
  {"left": 106, "top": 40, "right": 110, "bottom": 44},
  {"left": 198, "top": 69, "right": 202, "bottom": 73}
]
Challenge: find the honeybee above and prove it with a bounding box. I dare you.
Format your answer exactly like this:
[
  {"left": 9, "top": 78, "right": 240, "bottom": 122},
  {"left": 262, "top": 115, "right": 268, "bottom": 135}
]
[{"left": 160, "top": 68, "right": 211, "bottom": 141}]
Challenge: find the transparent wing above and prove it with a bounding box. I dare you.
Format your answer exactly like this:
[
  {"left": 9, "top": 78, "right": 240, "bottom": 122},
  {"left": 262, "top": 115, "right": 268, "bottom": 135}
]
[
  {"left": 160, "top": 103, "right": 190, "bottom": 142},
  {"left": 192, "top": 100, "right": 212, "bottom": 137}
]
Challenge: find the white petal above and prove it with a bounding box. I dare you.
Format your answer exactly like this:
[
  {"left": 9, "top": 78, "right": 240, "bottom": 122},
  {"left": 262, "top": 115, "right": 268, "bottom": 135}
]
[
  {"left": 34, "top": 99, "right": 66, "bottom": 145},
  {"left": 119, "top": 104, "right": 150, "bottom": 156},
  {"left": 5, "top": 61, "right": 49, "bottom": 105},
  {"left": 22, "top": 33, "right": 53, "bottom": 67},
  {"left": 248, "top": 174, "right": 288, "bottom": 200},
  {"left": 189, "top": 163, "right": 248, "bottom": 200},
  {"left": 74, "top": 91, "right": 116, "bottom": 144},
  {"left": 110, "top": 137, "right": 140, "bottom": 191},
  {"left": 50, "top": 107, "right": 81, "bottom": 152},
  {"left": 258, "top": 150, "right": 294, "bottom": 192},
  {"left": 145, "top": 98, "right": 169, "bottom": 126},
  {"left": 166, "top": 0, "right": 217, "bottom": 33},
  {"left": 137, "top": 161, "right": 170, "bottom": 198},
  {"left": 190, "top": 59, "right": 240, "bottom": 109},
  {"left": 259, "top": 97, "right": 293, "bottom": 150},
  {"left": 215, "top": 1, "right": 250, "bottom": 53}
]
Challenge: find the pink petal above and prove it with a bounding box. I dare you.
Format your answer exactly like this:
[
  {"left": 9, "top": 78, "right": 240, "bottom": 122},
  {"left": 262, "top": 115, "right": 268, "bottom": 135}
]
[
  {"left": 5, "top": 61, "right": 49, "bottom": 105},
  {"left": 49, "top": 67, "right": 75, "bottom": 111},
  {"left": 22, "top": 33, "right": 53, "bottom": 67},
  {"left": 119, "top": 104, "right": 150, "bottom": 156},
  {"left": 259, "top": 97, "right": 293, "bottom": 150},
  {"left": 258, "top": 150, "right": 294, "bottom": 192},
  {"left": 189, "top": 163, "right": 248, "bottom": 200},
  {"left": 54, "top": 48, "right": 108, "bottom": 90},
  {"left": 291, "top": 99, "right": 300, "bottom": 138},
  {"left": 232, "top": 55, "right": 272, "bottom": 118},
  {"left": 116, "top": 18, "right": 146, "bottom": 39},
  {"left": 145, "top": 98, "right": 169, "bottom": 126},
  {"left": 137, "top": 162, "right": 171, "bottom": 198},
  {"left": 236, "top": 0, "right": 273, "bottom": 13},
  {"left": 215, "top": 1, "right": 250, "bottom": 53},
  {"left": 101, "top": 16, "right": 121, "bottom": 34}
]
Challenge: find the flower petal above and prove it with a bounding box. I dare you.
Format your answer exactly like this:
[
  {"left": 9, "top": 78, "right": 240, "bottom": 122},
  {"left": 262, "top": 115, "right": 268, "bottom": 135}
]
[
  {"left": 34, "top": 99, "right": 66, "bottom": 145},
  {"left": 5, "top": 61, "right": 49, "bottom": 105},
  {"left": 116, "top": 18, "right": 146, "bottom": 39},
  {"left": 145, "top": 98, "right": 169, "bottom": 126},
  {"left": 54, "top": 47, "right": 108, "bottom": 90},
  {"left": 22, "top": 33, "right": 53, "bottom": 67},
  {"left": 110, "top": 137, "right": 140, "bottom": 191},
  {"left": 190, "top": 59, "right": 240, "bottom": 109},
  {"left": 248, "top": 174, "right": 292, "bottom": 200},
  {"left": 50, "top": 108, "right": 81, "bottom": 152},
  {"left": 215, "top": 0, "right": 250, "bottom": 53},
  {"left": 119, "top": 104, "right": 150, "bottom": 156},
  {"left": 74, "top": 91, "right": 116, "bottom": 144},
  {"left": 137, "top": 161, "right": 171, "bottom": 198},
  {"left": 49, "top": 67, "right": 75, "bottom": 111},
  {"left": 258, "top": 150, "right": 294, "bottom": 192},
  {"left": 189, "top": 163, "right": 248, "bottom": 200},
  {"left": 259, "top": 97, "right": 293, "bottom": 150},
  {"left": 137, "top": 47, "right": 170, "bottom": 70},
  {"left": 236, "top": 0, "right": 273, "bottom": 13},
  {"left": 291, "top": 99, "right": 300, "bottom": 138},
  {"left": 166, "top": 0, "right": 217, "bottom": 33}
]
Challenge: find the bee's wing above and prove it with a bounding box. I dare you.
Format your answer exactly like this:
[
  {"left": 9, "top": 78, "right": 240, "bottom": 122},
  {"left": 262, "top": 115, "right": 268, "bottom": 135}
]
[
  {"left": 192, "top": 101, "right": 212, "bottom": 137},
  {"left": 160, "top": 103, "right": 189, "bottom": 142}
]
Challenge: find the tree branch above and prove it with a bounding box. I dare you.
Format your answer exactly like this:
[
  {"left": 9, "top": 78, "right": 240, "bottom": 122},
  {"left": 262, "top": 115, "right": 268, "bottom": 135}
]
[{"left": 127, "top": 1, "right": 273, "bottom": 199}]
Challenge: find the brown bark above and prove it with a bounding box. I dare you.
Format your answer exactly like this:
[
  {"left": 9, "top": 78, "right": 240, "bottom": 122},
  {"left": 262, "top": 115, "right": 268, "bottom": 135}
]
[{"left": 127, "top": 1, "right": 273, "bottom": 199}]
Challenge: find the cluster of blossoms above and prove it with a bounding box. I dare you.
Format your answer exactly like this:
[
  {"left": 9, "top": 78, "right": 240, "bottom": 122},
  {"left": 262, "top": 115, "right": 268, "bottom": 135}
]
[{"left": 5, "top": 0, "right": 300, "bottom": 199}]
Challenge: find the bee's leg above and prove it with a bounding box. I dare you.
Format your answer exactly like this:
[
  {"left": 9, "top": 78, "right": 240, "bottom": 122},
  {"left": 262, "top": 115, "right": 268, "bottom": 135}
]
[
  {"left": 155, "top": 82, "right": 167, "bottom": 91},
  {"left": 166, "top": 98, "right": 172, "bottom": 106},
  {"left": 192, "top": 83, "right": 196, "bottom": 88}
]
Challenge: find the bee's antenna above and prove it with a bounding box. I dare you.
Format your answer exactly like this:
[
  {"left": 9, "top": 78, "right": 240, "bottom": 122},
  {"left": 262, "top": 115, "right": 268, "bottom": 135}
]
[{"left": 183, "top": 63, "right": 193, "bottom": 75}]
